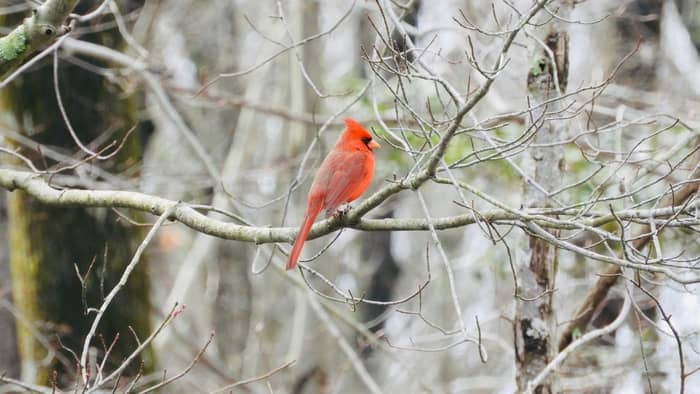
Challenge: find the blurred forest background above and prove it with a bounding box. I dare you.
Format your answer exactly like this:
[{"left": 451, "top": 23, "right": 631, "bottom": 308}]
[{"left": 1, "top": 0, "right": 700, "bottom": 393}]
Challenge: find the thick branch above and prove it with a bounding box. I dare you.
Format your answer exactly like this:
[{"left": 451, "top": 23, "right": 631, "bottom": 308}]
[
  {"left": 2, "top": 168, "right": 700, "bottom": 245},
  {"left": 0, "top": 0, "right": 78, "bottom": 78}
]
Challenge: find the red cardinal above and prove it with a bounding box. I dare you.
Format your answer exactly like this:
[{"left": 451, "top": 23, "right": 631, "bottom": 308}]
[{"left": 286, "top": 118, "right": 380, "bottom": 270}]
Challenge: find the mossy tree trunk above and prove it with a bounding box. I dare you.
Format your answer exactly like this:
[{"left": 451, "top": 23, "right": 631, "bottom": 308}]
[
  {"left": 1, "top": 0, "right": 151, "bottom": 385},
  {"left": 0, "top": 190, "right": 20, "bottom": 378}
]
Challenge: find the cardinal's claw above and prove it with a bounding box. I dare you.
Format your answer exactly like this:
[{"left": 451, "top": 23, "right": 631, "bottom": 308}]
[{"left": 332, "top": 203, "right": 352, "bottom": 218}]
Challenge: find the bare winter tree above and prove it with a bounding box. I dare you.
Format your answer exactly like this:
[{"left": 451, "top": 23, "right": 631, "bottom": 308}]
[{"left": 1, "top": 0, "right": 699, "bottom": 393}]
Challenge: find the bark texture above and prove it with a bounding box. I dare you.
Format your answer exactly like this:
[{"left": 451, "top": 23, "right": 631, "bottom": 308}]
[
  {"left": 514, "top": 1, "right": 572, "bottom": 392},
  {"left": 0, "top": 191, "right": 20, "bottom": 378}
]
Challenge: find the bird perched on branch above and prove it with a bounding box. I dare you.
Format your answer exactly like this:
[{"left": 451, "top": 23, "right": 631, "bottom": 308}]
[{"left": 286, "top": 118, "right": 380, "bottom": 270}]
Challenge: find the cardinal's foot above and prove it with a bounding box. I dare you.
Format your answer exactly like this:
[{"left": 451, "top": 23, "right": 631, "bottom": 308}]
[{"left": 331, "top": 203, "right": 352, "bottom": 218}]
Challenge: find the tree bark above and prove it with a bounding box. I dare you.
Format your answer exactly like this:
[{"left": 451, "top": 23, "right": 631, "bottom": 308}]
[
  {"left": 0, "top": 191, "right": 20, "bottom": 379},
  {"left": 514, "top": 1, "right": 572, "bottom": 392}
]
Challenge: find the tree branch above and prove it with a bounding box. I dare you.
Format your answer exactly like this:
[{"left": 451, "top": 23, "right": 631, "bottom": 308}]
[
  {"left": 0, "top": 0, "right": 78, "bottom": 78},
  {"left": 3, "top": 167, "right": 700, "bottom": 247},
  {"left": 558, "top": 164, "right": 700, "bottom": 350}
]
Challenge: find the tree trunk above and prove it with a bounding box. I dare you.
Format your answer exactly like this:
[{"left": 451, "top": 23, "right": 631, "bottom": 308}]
[
  {"left": 514, "top": 1, "right": 572, "bottom": 392},
  {"left": 0, "top": 190, "right": 20, "bottom": 379},
  {"left": 1, "top": 1, "right": 151, "bottom": 384}
]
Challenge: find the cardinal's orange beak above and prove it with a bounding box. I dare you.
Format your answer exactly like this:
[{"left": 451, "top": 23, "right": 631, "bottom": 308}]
[{"left": 368, "top": 140, "right": 381, "bottom": 150}]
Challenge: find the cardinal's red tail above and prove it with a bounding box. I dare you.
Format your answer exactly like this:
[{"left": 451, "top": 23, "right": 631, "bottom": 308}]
[{"left": 286, "top": 198, "right": 323, "bottom": 270}]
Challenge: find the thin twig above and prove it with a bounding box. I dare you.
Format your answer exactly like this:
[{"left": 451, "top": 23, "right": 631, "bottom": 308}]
[
  {"left": 208, "top": 360, "right": 295, "bottom": 393},
  {"left": 80, "top": 205, "right": 176, "bottom": 384}
]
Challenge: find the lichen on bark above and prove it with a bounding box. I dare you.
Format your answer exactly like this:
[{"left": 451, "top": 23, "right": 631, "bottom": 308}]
[{"left": 0, "top": 27, "right": 27, "bottom": 61}]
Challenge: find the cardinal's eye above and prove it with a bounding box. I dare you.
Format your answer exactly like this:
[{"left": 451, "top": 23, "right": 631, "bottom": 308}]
[{"left": 361, "top": 137, "right": 372, "bottom": 145}]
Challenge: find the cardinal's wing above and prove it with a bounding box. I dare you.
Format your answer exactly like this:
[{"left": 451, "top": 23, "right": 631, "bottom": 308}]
[{"left": 315, "top": 151, "right": 372, "bottom": 214}]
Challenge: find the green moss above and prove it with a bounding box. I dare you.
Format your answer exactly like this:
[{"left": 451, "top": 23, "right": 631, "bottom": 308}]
[
  {"left": 572, "top": 327, "right": 582, "bottom": 341},
  {"left": 0, "top": 27, "right": 26, "bottom": 61},
  {"left": 529, "top": 57, "right": 547, "bottom": 77}
]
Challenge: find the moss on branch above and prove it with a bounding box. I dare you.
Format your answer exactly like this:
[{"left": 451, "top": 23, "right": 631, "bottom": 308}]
[
  {"left": 0, "top": 27, "right": 26, "bottom": 61},
  {"left": 0, "top": 0, "right": 80, "bottom": 78}
]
